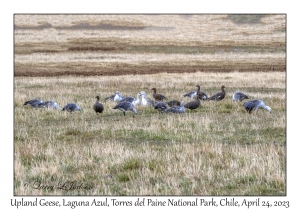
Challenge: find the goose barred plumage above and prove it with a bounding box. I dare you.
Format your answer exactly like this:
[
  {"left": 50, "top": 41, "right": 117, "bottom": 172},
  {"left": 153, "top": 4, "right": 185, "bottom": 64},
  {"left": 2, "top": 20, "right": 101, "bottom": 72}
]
[
  {"left": 243, "top": 100, "right": 271, "bottom": 114},
  {"left": 232, "top": 92, "right": 249, "bottom": 102},
  {"left": 113, "top": 101, "right": 137, "bottom": 116},
  {"left": 166, "top": 101, "right": 185, "bottom": 113},
  {"left": 23, "top": 99, "right": 44, "bottom": 109},
  {"left": 154, "top": 102, "right": 168, "bottom": 113},
  {"left": 62, "top": 103, "right": 82, "bottom": 113}
]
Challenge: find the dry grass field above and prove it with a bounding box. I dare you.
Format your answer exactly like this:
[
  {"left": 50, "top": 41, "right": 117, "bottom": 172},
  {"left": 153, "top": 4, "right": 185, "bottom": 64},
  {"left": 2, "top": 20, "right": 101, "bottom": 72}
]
[
  {"left": 14, "top": 14, "right": 285, "bottom": 76},
  {"left": 14, "top": 14, "right": 286, "bottom": 195},
  {"left": 14, "top": 72, "right": 286, "bottom": 195}
]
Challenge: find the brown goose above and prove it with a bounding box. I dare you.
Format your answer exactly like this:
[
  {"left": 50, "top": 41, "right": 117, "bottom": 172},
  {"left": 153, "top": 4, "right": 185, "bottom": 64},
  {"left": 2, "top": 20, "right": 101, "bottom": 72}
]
[
  {"left": 166, "top": 100, "right": 181, "bottom": 107},
  {"left": 151, "top": 88, "right": 168, "bottom": 101},
  {"left": 94, "top": 96, "right": 104, "bottom": 114},
  {"left": 184, "top": 95, "right": 200, "bottom": 110},
  {"left": 208, "top": 85, "right": 226, "bottom": 101},
  {"left": 196, "top": 85, "right": 208, "bottom": 100}
]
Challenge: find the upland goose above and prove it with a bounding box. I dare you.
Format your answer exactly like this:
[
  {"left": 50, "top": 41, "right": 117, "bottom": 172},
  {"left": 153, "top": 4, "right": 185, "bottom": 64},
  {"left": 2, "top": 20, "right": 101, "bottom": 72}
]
[
  {"left": 183, "top": 90, "right": 197, "bottom": 99},
  {"left": 154, "top": 102, "right": 168, "bottom": 113},
  {"left": 132, "top": 93, "right": 141, "bottom": 106},
  {"left": 184, "top": 96, "right": 200, "bottom": 110},
  {"left": 232, "top": 92, "right": 249, "bottom": 101},
  {"left": 166, "top": 101, "right": 185, "bottom": 113},
  {"left": 113, "top": 91, "right": 123, "bottom": 102},
  {"left": 196, "top": 85, "right": 208, "bottom": 100},
  {"left": 94, "top": 96, "right": 104, "bottom": 114},
  {"left": 139, "top": 91, "right": 153, "bottom": 106},
  {"left": 147, "top": 99, "right": 157, "bottom": 107},
  {"left": 243, "top": 100, "right": 272, "bottom": 114},
  {"left": 62, "top": 103, "right": 82, "bottom": 113},
  {"left": 119, "top": 96, "right": 135, "bottom": 104},
  {"left": 23, "top": 99, "right": 44, "bottom": 109},
  {"left": 105, "top": 93, "right": 116, "bottom": 102},
  {"left": 42, "top": 100, "right": 62, "bottom": 110},
  {"left": 166, "top": 100, "right": 181, "bottom": 107},
  {"left": 113, "top": 101, "right": 137, "bottom": 116},
  {"left": 208, "top": 85, "right": 226, "bottom": 101},
  {"left": 151, "top": 88, "right": 168, "bottom": 101},
  {"left": 184, "top": 85, "right": 208, "bottom": 100}
]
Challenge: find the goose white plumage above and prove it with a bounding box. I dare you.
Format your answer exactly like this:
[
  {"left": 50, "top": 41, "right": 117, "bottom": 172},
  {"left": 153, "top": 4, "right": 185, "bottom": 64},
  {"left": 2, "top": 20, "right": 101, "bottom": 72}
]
[
  {"left": 42, "top": 100, "right": 62, "bottom": 110},
  {"left": 113, "top": 91, "right": 123, "bottom": 102},
  {"left": 132, "top": 93, "right": 141, "bottom": 106},
  {"left": 139, "top": 91, "right": 153, "bottom": 106}
]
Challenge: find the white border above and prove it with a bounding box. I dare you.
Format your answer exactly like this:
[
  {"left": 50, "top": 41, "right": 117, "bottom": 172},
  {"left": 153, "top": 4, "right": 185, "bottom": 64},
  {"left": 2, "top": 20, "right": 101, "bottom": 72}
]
[{"left": 3, "top": 0, "right": 297, "bottom": 209}]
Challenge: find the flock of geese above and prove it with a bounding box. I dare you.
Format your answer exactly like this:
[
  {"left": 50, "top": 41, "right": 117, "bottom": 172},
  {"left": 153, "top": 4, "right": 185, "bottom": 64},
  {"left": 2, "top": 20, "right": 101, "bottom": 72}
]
[{"left": 23, "top": 85, "right": 272, "bottom": 116}]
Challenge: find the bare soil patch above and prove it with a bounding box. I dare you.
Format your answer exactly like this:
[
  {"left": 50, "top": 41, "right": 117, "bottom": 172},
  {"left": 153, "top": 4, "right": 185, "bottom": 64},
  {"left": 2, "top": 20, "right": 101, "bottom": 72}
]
[{"left": 14, "top": 63, "right": 285, "bottom": 77}]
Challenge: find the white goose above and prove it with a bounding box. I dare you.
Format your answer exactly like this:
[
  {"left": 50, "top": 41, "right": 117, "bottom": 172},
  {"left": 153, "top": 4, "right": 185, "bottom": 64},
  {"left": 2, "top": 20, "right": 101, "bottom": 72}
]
[
  {"left": 139, "top": 91, "right": 152, "bottom": 106},
  {"left": 132, "top": 93, "right": 141, "bottom": 106},
  {"left": 113, "top": 91, "right": 123, "bottom": 102},
  {"left": 42, "top": 100, "right": 62, "bottom": 110}
]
